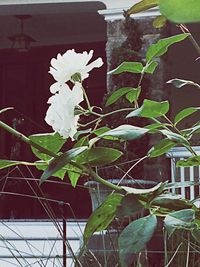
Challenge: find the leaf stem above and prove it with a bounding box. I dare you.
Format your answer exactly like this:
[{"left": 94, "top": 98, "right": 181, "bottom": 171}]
[
  {"left": 81, "top": 85, "right": 91, "bottom": 111},
  {"left": 138, "top": 72, "right": 144, "bottom": 87},
  {"left": 102, "top": 107, "right": 134, "bottom": 118},
  {"left": 78, "top": 117, "right": 101, "bottom": 127},
  {"left": 87, "top": 107, "right": 135, "bottom": 119},
  {"left": 162, "top": 115, "right": 197, "bottom": 156},
  {"left": 135, "top": 72, "right": 144, "bottom": 108}
]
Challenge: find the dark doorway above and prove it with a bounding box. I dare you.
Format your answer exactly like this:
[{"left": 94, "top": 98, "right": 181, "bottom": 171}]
[{"left": 0, "top": 1, "right": 107, "bottom": 219}]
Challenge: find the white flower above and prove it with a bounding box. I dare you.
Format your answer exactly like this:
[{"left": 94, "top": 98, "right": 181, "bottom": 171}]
[
  {"left": 49, "top": 49, "right": 103, "bottom": 85},
  {"left": 45, "top": 82, "right": 83, "bottom": 139}
]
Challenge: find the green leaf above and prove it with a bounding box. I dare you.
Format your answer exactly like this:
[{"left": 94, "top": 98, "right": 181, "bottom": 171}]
[
  {"left": 93, "top": 127, "right": 110, "bottom": 136},
  {"left": 125, "top": 87, "right": 141, "bottom": 103},
  {"left": 105, "top": 87, "right": 135, "bottom": 106},
  {"left": 153, "top": 15, "right": 167, "bottom": 28},
  {"left": 183, "top": 124, "right": 200, "bottom": 137},
  {"left": 0, "top": 107, "right": 13, "bottom": 115},
  {"left": 89, "top": 125, "right": 149, "bottom": 147},
  {"left": 164, "top": 209, "right": 195, "bottom": 235},
  {"left": 73, "top": 129, "right": 91, "bottom": 140},
  {"left": 108, "top": 62, "right": 143, "bottom": 75},
  {"left": 36, "top": 161, "right": 66, "bottom": 179},
  {"left": 119, "top": 215, "right": 157, "bottom": 266},
  {"left": 116, "top": 194, "right": 143, "bottom": 219},
  {"left": 67, "top": 164, "right": 81, "bottom": 187},
  {"left": 174, "top": 107, "right": 200, "bottom": 126},
  {"left": 192, "top": 227, "right": 200, "bottom": 243},
  {"left": 146, "top": 122, "right": 169, "bottom": 130},
  {"left": 29, "top": 133, "right": 66, "bottom": 161},
  {"left": 160, "top": 129, "right": 189, "bottom": 145},
  {"left": 83, "top": 193, "right": 123, "bottom": 243},
  {"left": 40, "top": 146, "right": 87, "bottom": 184},
  {"left": 146, "top": 122, "right": 170, "bottom": 133},
  {"left": 76, "top": 147, "right": 123, "bottom": 167},
  {"left": 99, "top": 125, "right": 149, "bottom": 141},
  {"left": 126, "top": 99, "right": 169, "bottom": 119},
  {"left": 127, "top": 0, "right": 158, "bottom": 15},
  {"left": 149, "top": 139, "right": 176, "bottom": 158},
  {"left": 159, "top": 0, "right": 200, "bottom": 23},
  {"left": 73, "top": 135, "right": 89, "bottom": 148},
  {"left": 177, "top": 156, "right": 200, "bottom": 167},
  {"left": 146, "top": 33, "right": 189, "bottom": 62},
  {"left": 167, "top": 78, "right": 200, "bottom": 89},
  {"left": 0, "top": 159, "right": 67, "bottom": 180},
  {"left": 143, "top": 61, "right": 158, "bottom": 74},
  {"left": 0, "top": 159, "right": 30, "bottom": 170},
  {"left": 152, "top": 194, "right": 193, "bottom": 210},
  {"left": 93, "top": 127, "right": 118, "bottom": 141},
  {"left": 122, "top": 182, "right": 165, "bottom": 195}
]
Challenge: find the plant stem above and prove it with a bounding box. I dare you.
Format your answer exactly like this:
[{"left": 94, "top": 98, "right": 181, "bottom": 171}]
[
  {"left": 186, "top": 233, "right": 190, "bottom": 267},
  {"left": 81, "top": 85, "right": 91, "bottom": 111},
  {"left": 193, "top": 82, "right": 200, "bottom": 89},
  {"left": 89, "top": 109, "right": 102, "bottom": 117},
  {"left": 133, "top": 72, "right": 144, "bottom": 109},
  {"left": 78, "top": 117, "right": 101, "bottom": 127},
  {"left": 163, "top": 115, "right": 181, "bottom": 134},
  {"left": 87, "top": 107, "right": 134, "bottom": 119},
  {"left": 0, "top": 121, "right": 58, "bottom": 158},
  {"left": 102, "top": 107, "right": 134, "bottom": 118},
  {"left": 165, "top": 242, "right": 183, "bottom": 267},
  {"left": 79, "top": 106, "right": 134, "bottom": 126},
  {"left": 162, "top": 115, "right": 197, "bottom": 156},
  {"left": 87, "top": 166, "right": 123, "bottom": 192},
  {"left": 164, "top": 229, "right": 168, "bottom": 266},
  {"left": 138, "top": 72, "right": 144, "bottom": 87},
  {"left": 180, "top": 24, "right": 200, "bottom": 56}
]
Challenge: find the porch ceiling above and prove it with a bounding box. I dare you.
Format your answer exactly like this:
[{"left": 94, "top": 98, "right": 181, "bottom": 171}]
[{"left": 0, "top": 1, "right": 106, "bottom": 49}]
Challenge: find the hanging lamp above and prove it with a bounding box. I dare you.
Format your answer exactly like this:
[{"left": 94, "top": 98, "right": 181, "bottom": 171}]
[{"left": 9, "top": 15, "right": 35, "bottom": 52}]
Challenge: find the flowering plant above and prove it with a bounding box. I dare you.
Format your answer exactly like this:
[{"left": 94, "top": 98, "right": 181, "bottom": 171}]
[{"left": 0, "top": 1, "right": 200, "bottom": 266}]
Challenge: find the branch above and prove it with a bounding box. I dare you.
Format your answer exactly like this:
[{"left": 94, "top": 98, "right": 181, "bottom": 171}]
[{"left": 0, "top": 120, "right": 123, "bottom": 192}]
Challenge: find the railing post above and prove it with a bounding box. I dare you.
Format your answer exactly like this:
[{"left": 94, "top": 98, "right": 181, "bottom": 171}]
[{"left": 63, "top": 217, "right": 67, "bottom": 267}]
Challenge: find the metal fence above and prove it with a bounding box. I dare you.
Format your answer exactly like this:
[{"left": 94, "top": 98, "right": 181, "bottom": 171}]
[{"left": 0, "top": 220, "right": 86, "bottom": 267}]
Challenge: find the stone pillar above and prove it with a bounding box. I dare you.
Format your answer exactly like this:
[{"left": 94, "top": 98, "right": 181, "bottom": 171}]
[
  {"left": 106, "top": 19, "right": 127, "bottom": 92},
  {"left": 99, "top": 7, "right": 170, "bottom": 182},
  {"left": 104, "top": 15, "right": 168, "bottom": 98}
]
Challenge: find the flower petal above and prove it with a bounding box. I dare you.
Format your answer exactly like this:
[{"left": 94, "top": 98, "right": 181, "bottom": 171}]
[
  {"left": 71, "top": 82, "right": 84, "bottom": 104},
  {"left": 85, "top": 57, "right": 103, "bottom": 73},
  {"left": 45, "top": 82, "right": 82, "bottom": 139},
  {"left": 49, "top": 49, "right": 103, "bottom": 84}
]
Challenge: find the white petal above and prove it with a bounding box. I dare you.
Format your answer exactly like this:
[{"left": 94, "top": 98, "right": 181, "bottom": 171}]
[
  {"left": 85, "top": 57, "right": 103, "bottom": 73},
  {"left": 71, "top": 82, "right": 84, "bottom": 104},
  {"left": 49, "top": 49, "right": 103, "bottom": 87},
  {"left": 49, "top": 82, "right": 60, "bottom": 93},
  {"left": 81, "top": 50, "right": 94, "bottom": 66}
]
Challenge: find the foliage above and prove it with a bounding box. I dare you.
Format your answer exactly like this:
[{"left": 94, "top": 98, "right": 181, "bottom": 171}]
[
  {"left": 0, "top": 1, "right": 200, "bottom": 266},
  {"left": 127, "top": 0, "right": 200, "bottom": 25},
  {"left": 159, "top": 0, "right": 200, "bottom": 23},
  {"left": 84, "top": 193, "right": 123, "bottom": 244}
]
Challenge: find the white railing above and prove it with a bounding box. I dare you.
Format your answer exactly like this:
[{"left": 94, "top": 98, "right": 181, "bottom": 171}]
[
  {"left": 167, "top": 146, "right": 200, "bottom": 200},
  {"left": 0, "top": 220, "right": 86, "bottom": 267}
]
